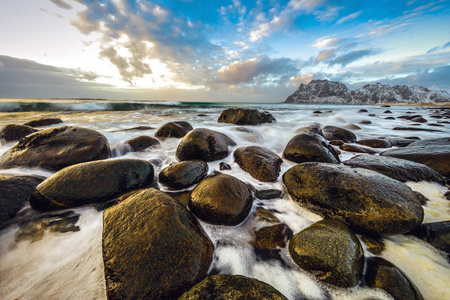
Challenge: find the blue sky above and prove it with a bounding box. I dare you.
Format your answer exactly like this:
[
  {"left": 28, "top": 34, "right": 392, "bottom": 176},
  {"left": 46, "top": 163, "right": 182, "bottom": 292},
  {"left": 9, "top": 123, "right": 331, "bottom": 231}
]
[{"left": 0, "top": 0, "right": 449, "bottom": 102}]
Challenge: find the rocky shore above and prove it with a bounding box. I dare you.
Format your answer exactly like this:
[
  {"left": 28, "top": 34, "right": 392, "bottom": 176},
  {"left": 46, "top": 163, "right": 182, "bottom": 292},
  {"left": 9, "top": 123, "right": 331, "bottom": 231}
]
[{"left": 1, "top": 107, "right": 449, "bottom": 299}]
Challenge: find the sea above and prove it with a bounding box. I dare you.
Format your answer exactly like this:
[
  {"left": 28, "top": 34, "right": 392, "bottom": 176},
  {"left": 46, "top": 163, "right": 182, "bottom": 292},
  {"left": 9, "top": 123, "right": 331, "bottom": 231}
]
[{"left": 0, "top": 99, "right": 449, "bottom": 299}]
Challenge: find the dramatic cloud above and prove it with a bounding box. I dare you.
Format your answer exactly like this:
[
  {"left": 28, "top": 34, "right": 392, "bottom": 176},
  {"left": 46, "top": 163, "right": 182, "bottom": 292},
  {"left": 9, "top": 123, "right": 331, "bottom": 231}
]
[{"left": 329, "top": 49, "right": 378, "bottom": 66}]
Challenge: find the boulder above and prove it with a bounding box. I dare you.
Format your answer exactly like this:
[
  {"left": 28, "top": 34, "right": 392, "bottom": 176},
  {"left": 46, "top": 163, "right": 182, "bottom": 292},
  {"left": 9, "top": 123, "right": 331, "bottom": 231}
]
[
  {"left": 288, "top": 219, "right": 364, "bottom": 288},
  {"left": 154, "top": 121, "right": 193, "bottom": 139},
  {"left": 322, "top": 126, "right": 357, "bottom": 142},
  {"left": 111, "top": 126, "right": 155, "bottom": 132},
  {"left": 125, "top": 135, "right": 160, "bottom": 151},
  {"left": 283, "top": 133, "right": 340, "bottom": 164},
  {"left": 29, "top": 159, "right": 154, "bottom": 211},
  {"left": 344, "top": 154, "right": 444, "bottom": 183},
  {"left": 0, "top": 174, "right": 45, "bottom": 228},
  {"left": 283, "top": 163, "right": 424, "bottom": 236},
  {"left": 365, "top": 257, "right": 424, "bottom": 300},
  {"left": 24, "top": 117, "right": 63, "bottom": 127},
  {"left": 255, "top": 189, "right": 283, "bottom": 200},
  {"left": 179, "top": 274, "right": 288, "bottom": 300},
  {"left": 176, "top": 128, "right": 236, "bottom": 162},
  {"left": 234, "top": 146, "right": 283, "bottom": 182},
  {"left": 189, "top": 174, "right": 253, "bottom": 226},
  {"left": 411, "top": 117, "right": 427, "bottom": 123},
  {"left": 381, "top": 146, "right": 450, "bottom": 177},
  {"left": 103, "top": 188, "right": 214, "bottom": 299},
  {"left": 356, "top": 139, "right": 392, "bottom": 148},
  {"left": 344, "top": 124, "right": 361, "bottom": 130},
  {"left": 0, "top": 124, "right": 38, "bottom": 141},
  {"left": 159, "top": 160, "right": 208, "bottom": 190},
  {"left": 339, "top": 143, "right": 377, "bottom": 154},
  {"left": 387, "top": 138, "right": 417, "bottom": 147},
  {"left": 251, "top": 223, "right": 293, "bottom": 249},
  {"left": 392, "top": 127, "right": 443, "bottom": 132},
  {"left": 406, "top": 137, "right": 450, "bottom": 147},
  {"left": 295, "top": 124, "right": 323, "bottom": 136},
  {"left": 218, "top": 108, "right": 276, "bottom": 125},
  {"left": 219, "top": 162, "right": 231, "bottom": 170},
  {"left": 0, "top": 126, "right": 110, "bottom": 171},
  {"left": 409, "top": 221, "right": 450, "bottom": 258}
]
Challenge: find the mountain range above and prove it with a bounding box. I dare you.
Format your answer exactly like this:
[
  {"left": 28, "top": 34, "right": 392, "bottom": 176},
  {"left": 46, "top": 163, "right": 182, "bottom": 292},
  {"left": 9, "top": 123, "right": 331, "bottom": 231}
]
[{"left": 284, "top": 80, "right": 450, "bottom": 104}]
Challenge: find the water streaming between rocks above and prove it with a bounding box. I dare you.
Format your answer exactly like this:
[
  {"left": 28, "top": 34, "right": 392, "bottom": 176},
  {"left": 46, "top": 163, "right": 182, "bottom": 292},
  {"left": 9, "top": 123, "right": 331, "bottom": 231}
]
[{"left": 0, "top": 100, "right": 449, "bottom": 299}]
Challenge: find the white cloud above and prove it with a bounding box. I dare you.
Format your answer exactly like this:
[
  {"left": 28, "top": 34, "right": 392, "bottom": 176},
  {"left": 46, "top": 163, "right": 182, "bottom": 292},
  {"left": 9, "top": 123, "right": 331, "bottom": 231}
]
[
  {"left": 336, "top": 11, "right": 362, "bottom": 25},
  {"left": 312, "top": 37, "right": 342, "bottom": 48}
]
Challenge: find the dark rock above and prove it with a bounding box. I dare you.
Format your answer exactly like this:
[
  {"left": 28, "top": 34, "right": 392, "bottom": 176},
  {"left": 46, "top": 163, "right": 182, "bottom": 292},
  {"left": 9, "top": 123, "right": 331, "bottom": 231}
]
[
  {"left": 159, "top": 160, "right": 208, "bottom": 189},
  {"left": 179, "top": 274, "right": 288, "bottom": 300},
  {"left": 103, "top": 188, "right": 214, "bottom": 299},
  {"left": 254, "top": 207, "right": 281, "bottom": 224},
  {"left": 368, "top": 114, "right": 376, "bottom": 117},
  {"left": 385, "top": 117, "right": 395, "bottom": 120},
  {"left": 322, "top": 125, "right": 357, "bottom": 142},
  {"left": 344, "top": 124, "right": 361, "bottom": 130},
  {"left": 0, "top": 126, "right": 110, "bottom": 171},
  {"left": 406, "top": 137, "right": 450, "bottom": 147},
  {"left": 234, "top": 146, "right": 283, "bottom": 182},
  {"left": 251, "top": 223, "right": 293, "bottom": 249},
  {"left": 414, "top": 191, "right": 429, "bottom": 205},
  {"left": 409, "top": 221, "right": 450, "bottom": 257},
  {"left": 381, "top": 105, "right": 390, "bottom": 107},
  {"left": 125, "top": 135, "right": 160, "bottom": 152},
  {"left": 288, "top": 219, "right": 364, "bottom": 287},
  {"left": 384, "top": 110, "right": 392, "bottom": 114},
  {"left": 155, "top": 121, "right": 193, "bottom": 139},
  {"left": 219, "top": 162, "right": 231, "bottom": 170},
  {"left": 359, "top": 120, "right": 372, "bottom": 124},
  {"left": 283, "top": 133, "right": 340, "bottom": 164},
  {"left": 361, "top": 236, "right": 385, "bottom": 255},
  {"left": 176, "top": 128, "right": 236, "bottom": 162},
  {"left": 411, "top": 117, "right": 427, "bottom": 123},
  {"left": 356, "top": 139, "right": 392, "bottom": 148},
  {"left": 197, "top": 114, "right": 208, "bottom": 117},
  {"left": 344, "top": 154, "right": 444, "bottom": 183},
  {"left": 30, "top": 159, "right": 154, "bottom": 211},
  {"left": 387, "top": 138, "right": 416, "bottom": 147},
  {"left": 218, "top": 108, "right": 276, "bottom": 125},
  {"left": 392, "top": 127, "right": 443, "bottom": 132},
  {"left": 24, "top": 117, "right": 63, "bottom": 127},
  {"left": 111, "top": 126, "right": 155, "bottom": 132},
  {"left": 445, "top": 191, "right": 450, "bottom": 200},
  {"left": 329, "top": 140, "right": 344, "bottom": 146},
  {"left": 381, "top": 146, "right": 450, "bottom": 177},
  {"left": 313, "top": 110, "right": 322, "bottom": 114},
  {"left": 189, "top": 174, "right": 253, "bottom": 226},
  {"left": 365, "top": 257, "right": 424, "bottom": 300},
  {"left": 428, "top": 123, "right": 444, "bottom": 127},
  {"left": 1, "top": 124, "right": 38, "bottom": 141},
  {"left": 0, "top": 174, "right": 45, "bottom": 229},
  {"left": 255, "top": 189, "right": 283, "bottom": 200},
  {"left": 295, "top": 124, "right": 323, "bottom": 136},
  {"left": 283, "top": 163, "right": 424, "bottom": 236},
  {"left": 358, "top": 109, "right": 368, "bottom": 113},
  {"left": 340, "top": 143, "right": 377, "bottom": 154},
  {"left": 165, "top": 191, "right": 191, "bottom": 207}
]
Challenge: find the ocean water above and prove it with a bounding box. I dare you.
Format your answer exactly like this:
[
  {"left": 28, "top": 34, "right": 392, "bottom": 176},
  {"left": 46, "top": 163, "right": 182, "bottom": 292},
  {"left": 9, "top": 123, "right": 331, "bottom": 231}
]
[{"left": 0, "top": 99, "right": 449, "bottom": 299}]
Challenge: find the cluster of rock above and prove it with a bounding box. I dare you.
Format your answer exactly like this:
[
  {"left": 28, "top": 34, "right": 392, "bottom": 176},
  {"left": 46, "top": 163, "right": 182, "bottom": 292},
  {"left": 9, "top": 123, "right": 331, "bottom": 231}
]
[
  {"left": 285, "top": 79, "right": 450, "bottom": 104},
  {"left": 1, "top": 108, "right": 449, "bottom": 299}
]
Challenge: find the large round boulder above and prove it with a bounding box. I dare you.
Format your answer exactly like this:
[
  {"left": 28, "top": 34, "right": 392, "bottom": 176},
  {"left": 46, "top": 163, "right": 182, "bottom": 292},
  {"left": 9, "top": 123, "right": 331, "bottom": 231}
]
[
  {"left": 381, "top": 146, "right": 450, "bottom": 177},
  {"left": 0, "top": 174, "right": 45, "bottom": 228},
  {"left": 365, "top": 257, "right": 424, "bottom": 300},
  {"left": 159, "top": 160, "right": 208, "bottom": 190},
  {"left": 282, "top": 163, "right": 424, "bottom": 236},
  {"left": 344, "top": 154, "right": 444, "bottom": 183},
  {"left": 356, "top": 139, "right": 392, "bottom": 148},
  {"left": 176, "top": 128, "right": 236, "bottom": 162},
  {"left": 24, "top": 117, "right": 63, "bottom": 127},
  {"left": 283, "top": 133, "right": 340, "bottom": 164},
  {"left": 218, "top": 108, "right": 276, "bottom": 125},
  {"left": 288, "top": 219, "right": 364, "bottom": 288},
  {"left": 0, "top": 124, "right": 38, "bottom": 141},
  {"left": 234, "top": 146, "right": 283, "bottom": 182},
  {"left": 29, "top": 159, "right": 154, "bottom": 211},
  {"left": 155, "top": 121, "right": 193, "bottom": 139},
  {"left": 179, "top": 274, "right": 288, "bottom": 300},
  {"left": 322, "top": 126, "right": 357, "bottom": 142},
  {"left": 103, "top": 188, "right": 214, "bottom": 299},
  {"left": 0, "top": 126, "right": 110, "bottom": 171},
  {"left": 125, "top": 135, "right": 160, "bottom": 151},
  {"left": 189, "top": 174, "right": 253, "bottom": 226}
]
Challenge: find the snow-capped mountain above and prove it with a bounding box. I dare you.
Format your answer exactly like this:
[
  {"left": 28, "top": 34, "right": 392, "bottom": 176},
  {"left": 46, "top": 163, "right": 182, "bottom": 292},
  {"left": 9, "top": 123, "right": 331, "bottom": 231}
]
[{"left": 285, "top": 80, "right": 450, "bottom": 104}]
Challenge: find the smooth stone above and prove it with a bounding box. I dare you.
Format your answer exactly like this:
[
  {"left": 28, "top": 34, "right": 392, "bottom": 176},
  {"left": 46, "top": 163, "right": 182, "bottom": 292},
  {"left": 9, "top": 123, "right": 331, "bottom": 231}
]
[
  {"left": 189, "top": 174, "right": 253, "bottom": 226},
  {"left": 387, "top": 138, "right": 416, "bottom": 147},
  {"left": 24, "top": 117, "right": 63, "bottom": 127},
  {"left": 179, "top": 274, "right": 288, "bottom": 300},
  {"left": 365, "top": 257, "right": 424, "bottom": 300},
  {"left": 155, "top": 121, "right": 193, "bottom": 139},
  {"left": 361, "top": 236, "right": 385, "bottom": 255},
  {"left": 381, "top": 146, "right": 450, "bottom": 177},
  {"left": 392, "top": 127, "right": 443, "bottom": 132},
  {"left": 288, "top": 219, "right": 364, "bottom": 288},
  {"left": 322, "top": 126, "right": 357, "bottom": 142},
  {"left": 344, "top": 124, "right": 361, "bottom": 130},
  {"left": 159, "top": 160, "right": 208, "bottom": 190},
  {"left": 219, "top": 162, "right": 231, "bottom": 170},
  {"left": 0, "top": 174, "right": 45, "bottom": 229},
  {"left": 283, "top": 163, "right": 424, "bottom": 236},
  {"left": 0, "top": 124, "right": 38, "bottom": 141},
  {"left": 234, "top": 146, "right": 283, "bottom": 182},
  {"left": 356, "top": 139, "right": 392, "bottom": 148},
  {"left": 406, "top": 137, "right": 450, "bottom": 147},
  {"left": 359, "top": 120, "right": 372, "bottom": 125},
  {"left": 255, "top": 189, "right": 282, "bottom": 200},
  {"left": 111, "top": 126, "right": 155, "bottom": 132},
  {"left": 340, "top": 143, "right": 377, "bottom": 154},
  {"left": 125, "top": 135, "right": 160, "bottom": 151},
  {"left": 0, "top": 126, "right": 110, "bottom": 171},
  {"left": 251, "top": 223, "right": 293, "bottom": 249},
  {"left": 218, "top": 108, "right": 276, "bottom": 125},
  {"left": 358, "top": 109, "right": 368, "bottom": 113},
  {"left": 295, "top": 124, "right": 323, "bottom": 136},
  {"left": 344, "top": 154, "right": 444, "bottom": 183},
  {"left": 283, "top": 133, "right": 340, "bottom": 164},
  {"left": 30, "top": 159, "right": 154, "bottom": 211},
  {"left": 176, "top": 128, "right": 236, "bottom": 162},
  {"left": 103, "top": 188, "right": 214, "bottom": 299},
  {"left": 411, "top": 117, "right": 427, "bottom": 123},
  {"left": 409, "top": 221, "right": 450, "bottom": 257}
]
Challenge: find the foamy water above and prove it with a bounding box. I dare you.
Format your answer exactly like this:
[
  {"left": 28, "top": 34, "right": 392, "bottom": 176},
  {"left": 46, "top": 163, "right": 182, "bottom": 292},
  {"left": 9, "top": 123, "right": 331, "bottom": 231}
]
[{"left": 0, "top": 100, "right": 449, "bottom": 299}]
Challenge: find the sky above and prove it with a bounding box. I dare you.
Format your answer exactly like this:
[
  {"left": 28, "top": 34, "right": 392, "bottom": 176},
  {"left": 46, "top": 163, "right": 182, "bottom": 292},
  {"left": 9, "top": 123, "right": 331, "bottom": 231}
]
[{"left": 0, "top": 0, "right": 449, "bottom": 102}]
